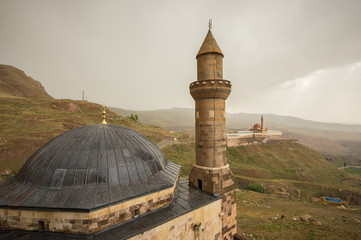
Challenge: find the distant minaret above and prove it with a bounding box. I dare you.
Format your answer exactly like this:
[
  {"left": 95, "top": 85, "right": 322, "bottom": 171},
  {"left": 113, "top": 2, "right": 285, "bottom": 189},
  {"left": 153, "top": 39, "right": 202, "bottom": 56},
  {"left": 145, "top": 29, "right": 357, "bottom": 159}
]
[
  {"left": 261, "top": 115, "right": 264, "bottom": 132},
  {"left": 189, "top": 23, "right": 236, "bottom": 239}
]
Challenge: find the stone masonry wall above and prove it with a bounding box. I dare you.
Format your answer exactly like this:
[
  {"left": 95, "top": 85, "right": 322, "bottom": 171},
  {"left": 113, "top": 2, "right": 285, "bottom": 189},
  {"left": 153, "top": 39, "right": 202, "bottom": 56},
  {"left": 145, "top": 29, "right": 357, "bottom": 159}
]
[
  {"left": 128, "top": 198, "right": 223, "bottom": 240},
  {"left": 221, "top": 190, "right": 237, "bottom": 240},
  {"left": 226, "top": 136, "right": 295, "bottom": 147},
  {"left": 189, "top": 165, "right": 234, "bottom": 195},
  {"left": 197, "top": 53, "right": 223, "bottom": 81},
  {"left": 226, "top": 136, "right": 266, "bottom": 147},
  {"left": 189, "top": 165, "right": 236, "bottom": 239},
  {"left": 195, "top": 98, "right": 227, "bottom": 168},
  {"left": 0, "top": 175, "right": 179, "bottom": 234}
]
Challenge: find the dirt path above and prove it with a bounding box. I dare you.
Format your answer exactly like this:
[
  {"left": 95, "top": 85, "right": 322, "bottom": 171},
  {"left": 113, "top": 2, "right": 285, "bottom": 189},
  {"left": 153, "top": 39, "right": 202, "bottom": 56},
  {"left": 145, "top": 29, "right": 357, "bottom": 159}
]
[
  {"left": 337, "top": 165, "right": 361, "bottom": 170},
  {"left": 157, "top": 138, "right": 173, "bottom": 149}
]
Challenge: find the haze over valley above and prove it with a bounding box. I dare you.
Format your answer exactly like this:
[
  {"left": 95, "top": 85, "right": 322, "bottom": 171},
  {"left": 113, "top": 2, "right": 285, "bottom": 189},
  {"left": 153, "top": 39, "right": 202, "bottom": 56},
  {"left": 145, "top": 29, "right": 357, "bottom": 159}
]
[{"left": 111, "top": 107, "right": 361, "bottom": 162}]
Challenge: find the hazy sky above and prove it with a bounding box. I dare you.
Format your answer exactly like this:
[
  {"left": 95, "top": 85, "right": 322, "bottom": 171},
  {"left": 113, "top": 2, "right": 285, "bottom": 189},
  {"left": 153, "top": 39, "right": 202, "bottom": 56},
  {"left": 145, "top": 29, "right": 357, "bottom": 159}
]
[{"left": 1, "top": 0, "right": 361, "bottom": 124}]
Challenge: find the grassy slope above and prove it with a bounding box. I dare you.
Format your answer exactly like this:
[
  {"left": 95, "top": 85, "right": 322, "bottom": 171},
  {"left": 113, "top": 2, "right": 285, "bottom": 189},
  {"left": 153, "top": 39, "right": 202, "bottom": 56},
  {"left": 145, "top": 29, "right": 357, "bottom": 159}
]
[
  {"left": 162, "top": 142, "right": 361, "bottom": 239},
  {"left": 236, "top": 190, "right": 361, "bottom": 240},
  {"left": 0, "top": 65, "right": 171, "bottom": 178},
  {"left": 163, "top": 142, "right": 361, "bottom": 202},
  {"left": 162, "top": 142, "right": 195, "bottom": 177}
]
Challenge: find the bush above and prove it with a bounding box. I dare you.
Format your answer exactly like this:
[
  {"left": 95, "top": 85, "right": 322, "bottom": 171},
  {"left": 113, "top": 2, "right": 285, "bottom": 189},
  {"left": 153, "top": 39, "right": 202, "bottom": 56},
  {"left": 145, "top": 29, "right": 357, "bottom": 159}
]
[
  {"left": 129, "top": 113, "right": 138, "bottom": 121},
  {"left": 247, "top": 184, "right": 265, "bottom": 193}
]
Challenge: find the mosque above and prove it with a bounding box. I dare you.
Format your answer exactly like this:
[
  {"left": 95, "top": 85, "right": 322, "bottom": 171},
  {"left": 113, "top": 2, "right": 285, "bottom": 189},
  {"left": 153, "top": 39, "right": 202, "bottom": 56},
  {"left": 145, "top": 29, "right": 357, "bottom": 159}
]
[
  {"left": 249, "top": 116, "right": 268, "bottom": 133},
  {"left": 0, "top": 27, "right": 237, "bottom": 239},
  {"left": 226, "top": 116, "right": 291, "bottom": 147}
]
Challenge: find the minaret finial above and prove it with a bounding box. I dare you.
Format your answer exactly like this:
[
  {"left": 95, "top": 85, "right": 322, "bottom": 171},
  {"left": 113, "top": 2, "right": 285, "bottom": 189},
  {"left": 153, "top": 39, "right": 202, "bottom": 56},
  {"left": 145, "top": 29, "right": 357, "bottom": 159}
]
[
  {"left": 101, "top": 106, "right": 107, "bottom": 124},
  {"left": 209, "top": 19, "right": 212, "bottom": 30}
]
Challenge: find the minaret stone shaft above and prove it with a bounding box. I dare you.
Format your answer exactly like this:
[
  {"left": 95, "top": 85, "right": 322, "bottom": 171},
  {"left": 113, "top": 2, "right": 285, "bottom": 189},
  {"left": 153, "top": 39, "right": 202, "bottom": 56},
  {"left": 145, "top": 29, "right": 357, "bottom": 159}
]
[{"left": 189, "top": 29, "right": 236, "bottom": 239}]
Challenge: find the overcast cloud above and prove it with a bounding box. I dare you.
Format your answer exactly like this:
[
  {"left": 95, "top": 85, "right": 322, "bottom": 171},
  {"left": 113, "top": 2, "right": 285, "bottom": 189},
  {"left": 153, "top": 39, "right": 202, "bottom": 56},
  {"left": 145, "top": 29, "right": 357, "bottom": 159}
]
[{"left": 1, "top": 0, "right": 361, "bottom": 124}]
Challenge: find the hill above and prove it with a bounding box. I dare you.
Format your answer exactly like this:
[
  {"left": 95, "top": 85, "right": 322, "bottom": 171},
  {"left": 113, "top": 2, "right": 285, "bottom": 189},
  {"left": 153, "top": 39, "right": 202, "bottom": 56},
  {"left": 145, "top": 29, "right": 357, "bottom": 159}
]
[
  {"left": 0, "top": 65, "right": 172, "bottom": 178},
  {"left": 111, "top": 107, "right": 361, "bottom": 161},
  {"left": 163, "top": 142, "right": 361, "bottom": 204},
  {"left": 0, "top": 65, "right": 51, "bottom": 99}
]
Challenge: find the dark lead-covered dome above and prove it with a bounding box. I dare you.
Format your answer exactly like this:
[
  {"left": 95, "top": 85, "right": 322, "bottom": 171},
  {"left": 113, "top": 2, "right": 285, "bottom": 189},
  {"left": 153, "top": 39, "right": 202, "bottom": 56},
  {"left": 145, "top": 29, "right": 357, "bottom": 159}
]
[{"left": 0, "top": 124, "right": 180, "bottom": 211}]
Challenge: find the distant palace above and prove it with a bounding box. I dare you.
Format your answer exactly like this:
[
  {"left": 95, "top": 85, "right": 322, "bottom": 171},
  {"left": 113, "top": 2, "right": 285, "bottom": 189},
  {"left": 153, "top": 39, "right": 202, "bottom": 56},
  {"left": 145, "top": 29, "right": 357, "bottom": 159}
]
[{"left": 226, "top": 116, "right": 295, "bottom": 147}]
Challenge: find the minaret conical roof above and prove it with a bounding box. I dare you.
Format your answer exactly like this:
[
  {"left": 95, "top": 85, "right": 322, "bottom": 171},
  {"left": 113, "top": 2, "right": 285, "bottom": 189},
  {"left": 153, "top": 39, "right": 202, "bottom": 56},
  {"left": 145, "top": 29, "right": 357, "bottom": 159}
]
[{"left": 196, "top": 30, "right": 224, "bottom": 58}]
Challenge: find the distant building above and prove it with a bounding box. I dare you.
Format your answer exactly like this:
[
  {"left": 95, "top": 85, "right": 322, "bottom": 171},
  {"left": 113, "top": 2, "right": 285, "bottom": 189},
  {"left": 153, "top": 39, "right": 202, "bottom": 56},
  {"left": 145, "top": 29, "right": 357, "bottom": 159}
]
[
  {"left": 249, "top": 115, "right": 268, "bottom": 133},
  {"left": 226, "top": 116, "right": 293, "bottom": 147}
]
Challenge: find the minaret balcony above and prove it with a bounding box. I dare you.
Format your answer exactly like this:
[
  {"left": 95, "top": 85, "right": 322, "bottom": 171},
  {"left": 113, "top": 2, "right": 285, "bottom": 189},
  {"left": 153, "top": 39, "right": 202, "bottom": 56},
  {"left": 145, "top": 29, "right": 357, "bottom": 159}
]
[{"left": 190, "top": 79, "right": 231, "bottom": 100}]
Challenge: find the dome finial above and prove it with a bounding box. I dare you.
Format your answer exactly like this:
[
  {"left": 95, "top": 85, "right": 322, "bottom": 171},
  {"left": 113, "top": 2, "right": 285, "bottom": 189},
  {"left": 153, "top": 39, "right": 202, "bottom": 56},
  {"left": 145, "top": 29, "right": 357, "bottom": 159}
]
[
  {"left": 101, "top": 106, "right": 107, "bottom": 124},
  {"left": 209, "top": 18, "right": 212, "bottom": 30}
]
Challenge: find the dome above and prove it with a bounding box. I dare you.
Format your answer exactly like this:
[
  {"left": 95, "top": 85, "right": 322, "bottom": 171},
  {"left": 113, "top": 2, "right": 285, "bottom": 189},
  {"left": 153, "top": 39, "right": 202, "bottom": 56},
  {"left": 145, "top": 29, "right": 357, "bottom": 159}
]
[
  {"left": 252, "top": 123, "right": 261, "bottom": 129},
  {"left": 0, "top": 124, "right": 180, "bottom": 211}
]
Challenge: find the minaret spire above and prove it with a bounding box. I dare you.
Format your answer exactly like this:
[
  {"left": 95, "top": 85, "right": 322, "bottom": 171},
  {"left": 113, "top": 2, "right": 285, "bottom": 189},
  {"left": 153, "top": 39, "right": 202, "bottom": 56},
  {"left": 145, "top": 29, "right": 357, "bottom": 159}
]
[{"left": 208, "top": 18, "right": 212, "bottom": 30}]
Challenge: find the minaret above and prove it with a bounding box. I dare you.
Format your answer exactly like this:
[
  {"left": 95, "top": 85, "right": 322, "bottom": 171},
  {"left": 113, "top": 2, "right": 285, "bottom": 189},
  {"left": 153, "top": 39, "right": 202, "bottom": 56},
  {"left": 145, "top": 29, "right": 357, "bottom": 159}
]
[
  {"left": 261, "top": 115, "right": 264, "bottom": 132},
  {"left": 189, "top": 24, "right": 236, "bottom": 239}
]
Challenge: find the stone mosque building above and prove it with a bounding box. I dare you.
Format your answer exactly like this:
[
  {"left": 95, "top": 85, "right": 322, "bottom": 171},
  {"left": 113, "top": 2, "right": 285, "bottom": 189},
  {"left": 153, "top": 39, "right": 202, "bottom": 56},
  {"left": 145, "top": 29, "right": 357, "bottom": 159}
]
[
  {"left": 0, "top": 28, "right": 237, "bottom": 239},
  {"left": 226, "top": 116, "right": 286, "bottom": 147}
]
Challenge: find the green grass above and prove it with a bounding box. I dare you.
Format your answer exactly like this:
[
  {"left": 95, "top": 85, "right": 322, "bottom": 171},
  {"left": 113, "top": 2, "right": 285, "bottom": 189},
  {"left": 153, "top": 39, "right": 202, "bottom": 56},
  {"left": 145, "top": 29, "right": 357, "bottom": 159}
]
[
  {"left": 227, "top": 142, "right": 346, "bottom": 184},
  {"left": 344, "top": 167, "right": 361, "bottom": 176},
  {"left": 162, "top": 143, "right": 195, "bottom": 177},
  {"left": 247, "top": 184, "right": 265, "bottom": 193}
]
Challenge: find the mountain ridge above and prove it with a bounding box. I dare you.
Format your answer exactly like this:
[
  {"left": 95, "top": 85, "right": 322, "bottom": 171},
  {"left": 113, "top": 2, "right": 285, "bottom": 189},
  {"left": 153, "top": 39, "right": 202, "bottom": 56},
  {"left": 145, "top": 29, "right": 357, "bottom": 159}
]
[
  {"left": 111, "top": 106, "right": 361, "bottom": 131},
  {"left": 111, "top": 106, "right": 361, "bottom": 159}
]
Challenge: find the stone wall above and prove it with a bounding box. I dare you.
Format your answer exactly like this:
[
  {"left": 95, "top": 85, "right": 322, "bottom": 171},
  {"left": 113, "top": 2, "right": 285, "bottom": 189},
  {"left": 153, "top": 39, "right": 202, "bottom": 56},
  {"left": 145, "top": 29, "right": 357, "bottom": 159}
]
[
  {"left": 195, "top": 98, "right": 227, "bottom": 168},
  {"left": 226, "top": 135, "right": 295, "bottom": 147},
  {"left": 197, "top": 53, "right": 223, "bottom": 80},
  {"left": 221, "top": 190, "right": 237, "bottom": 240},
  {"left": 227, "top": 136, "right": 266, "bottom": 147},
  {"left": 188, "top": 165, "right": 237, "bottom": 239},
  {"left": 0, "top": 175, "right": 179, "bottom": 234},
  {"left": 189, "top": 165, "right": 234, "bottom": 195},
  {"left": 128, "top": 198, "right": 223, "bottom": 240}
]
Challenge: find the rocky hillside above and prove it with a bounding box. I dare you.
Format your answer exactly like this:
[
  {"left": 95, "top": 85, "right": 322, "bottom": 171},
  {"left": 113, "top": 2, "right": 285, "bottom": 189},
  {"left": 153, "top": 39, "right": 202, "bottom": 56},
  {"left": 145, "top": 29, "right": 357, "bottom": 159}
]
[
  {"left": 0, "top": 65, "right": 51, "bottom": 99},
  {"left": 0, "top": 65, "right": 172, "bottom": 178}
]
